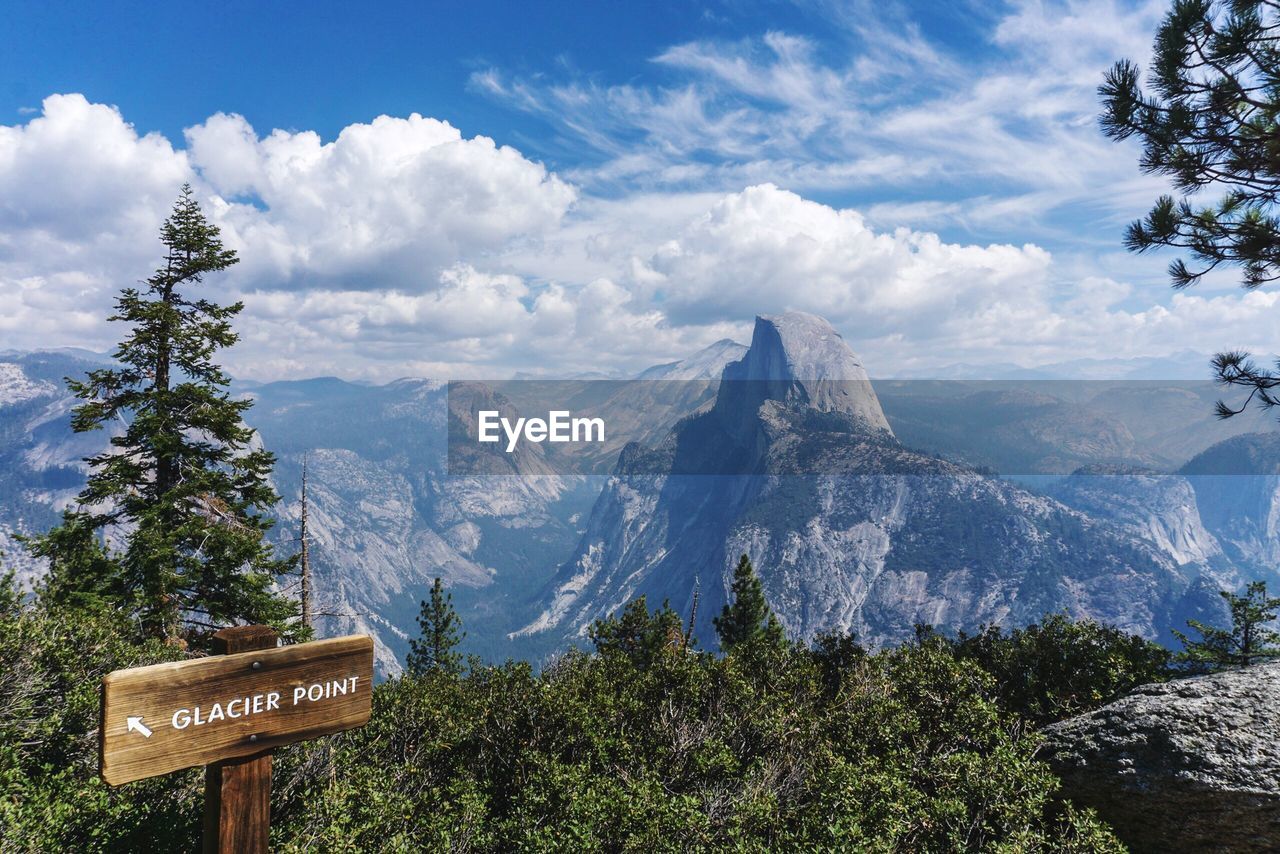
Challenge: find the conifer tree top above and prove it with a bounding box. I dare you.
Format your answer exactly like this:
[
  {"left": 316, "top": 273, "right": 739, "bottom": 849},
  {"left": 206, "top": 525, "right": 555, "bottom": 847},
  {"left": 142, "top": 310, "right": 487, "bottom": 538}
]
[{"left": 28, "top": 186, "right": 296, "bottom": 645}]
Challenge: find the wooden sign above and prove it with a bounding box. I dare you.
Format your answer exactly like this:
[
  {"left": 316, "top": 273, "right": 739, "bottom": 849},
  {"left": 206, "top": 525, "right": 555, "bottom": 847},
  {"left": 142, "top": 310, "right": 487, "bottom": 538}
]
[{"left": 100, "top": 632, "right": 373, "bottom": 787}]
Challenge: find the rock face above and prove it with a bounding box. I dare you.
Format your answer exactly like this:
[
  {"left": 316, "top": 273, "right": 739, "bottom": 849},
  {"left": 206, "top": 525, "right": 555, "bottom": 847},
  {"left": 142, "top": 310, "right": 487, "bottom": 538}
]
[
  {"left": 877, "top": 381, "right": 1279, "bottom": 476},
  {"left": 247, "top": 376, "right": 593, "bottom": 671},
  {"left": 1048, "top": 437, "right": 1280, "bottom": 599},
  {"left": 636, "top": 339, "right": 748, "bottom": 382},
  {"left": 1040, "top": 663, "right": 1280, "bottom": 852},
  {"left": 1181, "top": 433, "right": 1280, "bottom": 579},
  {"left": 497, "top": 338, "right": 749, "bottom": 474},
  {"left": 518, "top": 313, "right": 1216, "bottom": 648},
  {"left": 0, "top": 345, "right": 747, "bottom": 672},
  {"left": 0, "top": 350, "right": 116, "bottom": 588},
  {"left": 2, "top": 328, "right": 1277, "bottom": 670},
  {"left": 1049, "top": 466, "right": 1226, "bottom": 569},
  {"left": 714, "top": 312, "right": 891, "bottom": 439}
]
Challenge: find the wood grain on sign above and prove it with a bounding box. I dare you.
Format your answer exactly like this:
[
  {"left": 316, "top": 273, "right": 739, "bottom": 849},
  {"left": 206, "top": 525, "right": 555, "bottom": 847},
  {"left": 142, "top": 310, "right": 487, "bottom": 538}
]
[{"left": 100, "top": 635, "right": 373, "bottom": 786}]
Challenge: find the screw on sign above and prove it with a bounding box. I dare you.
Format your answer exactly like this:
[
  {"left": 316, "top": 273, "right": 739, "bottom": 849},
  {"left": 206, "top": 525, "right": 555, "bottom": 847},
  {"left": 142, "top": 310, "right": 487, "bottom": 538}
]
[{"left": 99, "top": 627, "right": 374, "bottom": 853}]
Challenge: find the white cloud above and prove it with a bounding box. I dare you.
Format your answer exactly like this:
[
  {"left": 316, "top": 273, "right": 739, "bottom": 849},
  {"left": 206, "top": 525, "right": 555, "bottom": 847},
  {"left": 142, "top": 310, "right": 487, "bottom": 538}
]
[
  {"left": 557, "top": 183, "right": 1277, "bottom": 376},
  {"left": 218, "top": 266, "right": 744, "bottom": 382},
  {"left": 0, "top": 96, "right": 581, "bottom": 367},
  {"left": 0, "top": 94, "right": 189, "bottom": 241},
  {"left": 186, "top": 111, "right": 576, "bottom": 289},
  {"left": 645, "top": 184, "right": 1050, "bottom": 329},
  {"left": 0, "top": 95, "right": 192, "bottom": 349},
  {"left": 2, "top": 0, "right": 1279, "bottom": 388},
  {"left": 471, "top": 0, "right": 1171, "bottom": 236}
]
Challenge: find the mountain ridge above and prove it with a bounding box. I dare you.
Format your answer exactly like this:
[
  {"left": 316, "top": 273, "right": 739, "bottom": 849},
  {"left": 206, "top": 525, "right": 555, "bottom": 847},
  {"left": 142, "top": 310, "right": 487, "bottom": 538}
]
[
  {"left": 518, "top": 313, "right": 1228, "bottom": 649},
  {"left": 1, "top": 320, "right": 1276, "bottom": 672}
]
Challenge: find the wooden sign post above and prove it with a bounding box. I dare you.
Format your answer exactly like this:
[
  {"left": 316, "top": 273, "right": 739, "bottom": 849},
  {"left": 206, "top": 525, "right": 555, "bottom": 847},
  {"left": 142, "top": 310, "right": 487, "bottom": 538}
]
[
  {"left": 99, "top": 627, "right": 374, "bottom": 852},
  {"left": 202, "top": 626, "right": 279, "bottom": 854}
]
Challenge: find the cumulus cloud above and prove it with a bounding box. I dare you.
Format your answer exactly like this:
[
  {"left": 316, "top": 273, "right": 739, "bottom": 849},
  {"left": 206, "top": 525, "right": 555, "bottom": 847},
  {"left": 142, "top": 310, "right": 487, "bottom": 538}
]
[
  {"left": 219, "top": 267, "right": 743, "bottom": 382},
  {"left": 186, "top": 112, "right": 576, "bottom": 289},
  {"left": 567, "top": 184, "right": 1279, "bottom": 375},
  {"left": 644, "top": 184, "right": 1050, "bottom": 329},
  {"left": 1, "top": 61, "right": 1278, "bottom": 383},
  {"left": 212, "top": 181, "right": 1278, "bottom": 381},
  {"left": 0, "top": 95, "right": 579, "bottom": 366},
  {"left": 0, "top": 95, "right": 192, "bottom": 348},
  {"left": 0, "top": 94, "right": 189, "bottom": 241}
]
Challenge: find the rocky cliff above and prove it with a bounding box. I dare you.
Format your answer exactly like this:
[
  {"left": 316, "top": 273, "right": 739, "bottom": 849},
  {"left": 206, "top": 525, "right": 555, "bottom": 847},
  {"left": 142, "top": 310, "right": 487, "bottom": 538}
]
[
  {"left": 1181, "top": 432, "right": 1280, "bottom": 580},
  {"left": 1045, "top": 435, "right": 1280, "bottom": 600},
  {"left": 713, "top": 312, "right": 891, "bottom": 442},
  {"left": 1048, "top": 465, "right": 1228, "bottom": 572},
  {"left": 3, "top": 325, "right": 1278, "bottom": 670},
  {"left": 0, "top": 343, "right": 747, "bottom": 671},
  {"left": 518, "top": 313, "right": 1217, "bottom": 648},
  {"left": 1040, "top": 663, "right": 1280, "bottom": 852}
]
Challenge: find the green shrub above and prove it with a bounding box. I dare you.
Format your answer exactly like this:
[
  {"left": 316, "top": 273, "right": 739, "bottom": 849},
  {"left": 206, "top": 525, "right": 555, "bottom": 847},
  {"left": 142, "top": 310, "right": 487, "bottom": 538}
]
[
  {"left": 919, "top": 613, "right": 1172, "bottom": 726},
  {"left": 2, "top": 580, "right": 1122, "bottom": 851},
  {"left": 0, "top": 573, "right": 201, "bottom": 851}
]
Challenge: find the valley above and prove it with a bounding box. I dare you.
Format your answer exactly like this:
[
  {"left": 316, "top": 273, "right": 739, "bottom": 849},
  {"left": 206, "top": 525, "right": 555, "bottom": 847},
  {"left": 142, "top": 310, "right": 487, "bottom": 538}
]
[{"left": 3, "top": 316, "right": 1277, "bottom": 674}]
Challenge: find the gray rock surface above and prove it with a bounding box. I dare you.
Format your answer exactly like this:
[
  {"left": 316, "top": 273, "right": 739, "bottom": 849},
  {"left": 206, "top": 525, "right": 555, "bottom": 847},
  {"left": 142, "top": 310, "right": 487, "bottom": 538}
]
[
  {"left": 518, "top": 315, "right": 1215, "bottom": 648},
  {"left": 1050, "top": 465, "right": 1226, "bottom": 570},
  {"left": 714, "top": 312, "right": 892, "bottom": 438},
  {"left": 0, "top": 346, "right": 744, "bottom": 671},
  {"left": 1182, "top": 433, "right": 1280, "bottom": 579},
  {"left": 3, "top": 331, "right": 1278, "bottom": 674},
  {"left": 1040, "top": 663, "right": 1280, "bottom": 852}
]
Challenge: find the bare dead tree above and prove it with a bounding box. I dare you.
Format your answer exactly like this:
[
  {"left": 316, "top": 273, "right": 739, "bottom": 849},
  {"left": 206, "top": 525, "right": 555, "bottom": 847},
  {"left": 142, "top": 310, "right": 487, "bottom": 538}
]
[
  {"left": 299, "top": 455, "right": 313, "bottom": 633},
  {"left": 683, "top": 577, "right": 700, "bottom": 652}
]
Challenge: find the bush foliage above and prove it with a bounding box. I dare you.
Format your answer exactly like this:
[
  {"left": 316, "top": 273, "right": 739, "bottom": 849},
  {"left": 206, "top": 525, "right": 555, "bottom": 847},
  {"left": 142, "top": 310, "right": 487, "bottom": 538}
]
[{"left": 0, "top": 570, "right": 1149, "bottom": 852}]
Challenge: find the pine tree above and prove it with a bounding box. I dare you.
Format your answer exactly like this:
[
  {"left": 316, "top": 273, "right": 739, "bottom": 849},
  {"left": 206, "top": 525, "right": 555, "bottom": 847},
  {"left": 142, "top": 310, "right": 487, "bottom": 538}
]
[
  {"left": 1100, "top": 1, "right": 1280, "bottom": 416},
  {"left": 407, "top": 577, "right": 465, "bottom": 675},
  {"left": 25, "top": 185, "right": 296, "bottom": 643},
  {"left": 1174, "top": 581, "right": 1280, "bottom": 672},
  {"left": 714, "top": 554, "right": 786, "bottom": 652},
  {"left": 590, "top": 596, "right": 686, "bottom": 670},
  {"left": 26, "top": 510, "right": 120, "bottom": 613}
]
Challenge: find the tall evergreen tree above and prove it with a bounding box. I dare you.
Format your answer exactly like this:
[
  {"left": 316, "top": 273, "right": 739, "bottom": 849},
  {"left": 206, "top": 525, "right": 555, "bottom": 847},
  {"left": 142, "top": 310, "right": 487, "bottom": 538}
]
[
  {"left": 714, "top": 554, "right": 785, "bottom": 652},
  {"left": 26, "top": 185, "right": 296, "bottom": 643},
  {"left": 407, "top": 577, "right": 465, "bottom": 675},
  {"left": 1174, "top": 580, "right": 1280, "bottom": 672}
]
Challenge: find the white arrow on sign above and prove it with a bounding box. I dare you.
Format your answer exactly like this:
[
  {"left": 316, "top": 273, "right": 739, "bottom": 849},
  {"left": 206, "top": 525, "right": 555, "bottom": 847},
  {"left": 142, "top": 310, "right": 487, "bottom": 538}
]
[{"left": 126, "top": 716, "right": 153, "bottom": 738}]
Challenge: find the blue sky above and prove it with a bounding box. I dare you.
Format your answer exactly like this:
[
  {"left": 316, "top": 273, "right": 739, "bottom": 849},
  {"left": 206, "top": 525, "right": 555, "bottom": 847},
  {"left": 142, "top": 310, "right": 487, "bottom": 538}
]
[
  {"left": 1, "top": 0, "right": 1277, "bottom": 380},
  {"left": 3, "top": 2, "right": 763, "bottom": 143}
]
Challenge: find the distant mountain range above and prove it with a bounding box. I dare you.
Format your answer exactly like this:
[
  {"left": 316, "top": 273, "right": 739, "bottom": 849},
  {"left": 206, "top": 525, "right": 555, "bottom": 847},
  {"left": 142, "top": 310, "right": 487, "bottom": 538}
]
[
  {"left": 885, "top": 350, "right": 1218, "bottom": 381},
  {"left": 1, "top": 320, "right": 1276, "bottom": 673},
  {"left": 517, "top": 314, "right": 1269, "bottom": 651}
]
